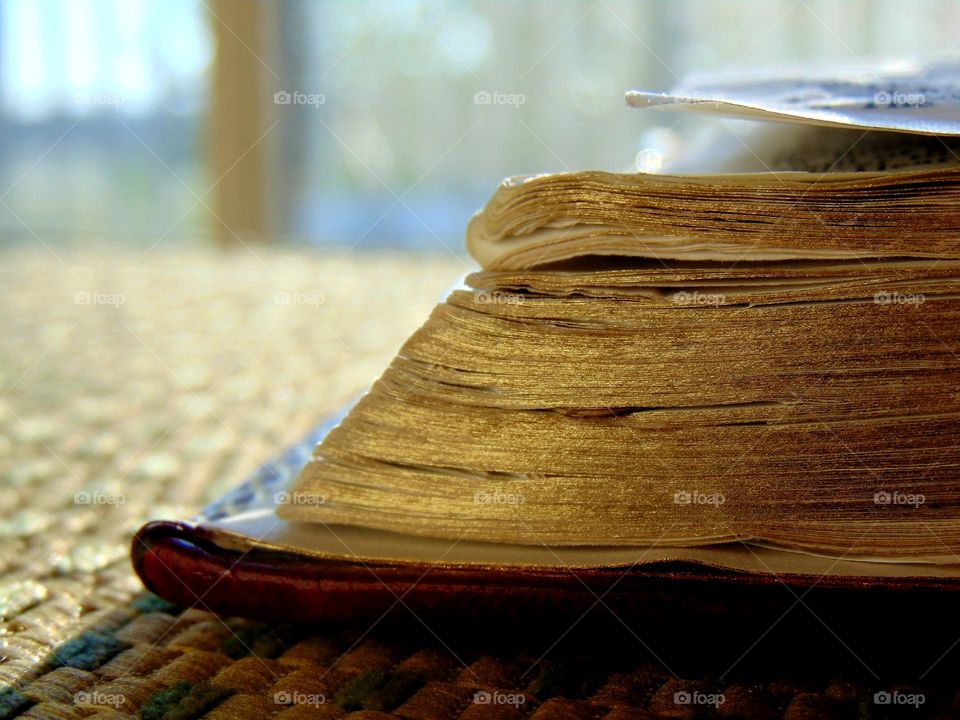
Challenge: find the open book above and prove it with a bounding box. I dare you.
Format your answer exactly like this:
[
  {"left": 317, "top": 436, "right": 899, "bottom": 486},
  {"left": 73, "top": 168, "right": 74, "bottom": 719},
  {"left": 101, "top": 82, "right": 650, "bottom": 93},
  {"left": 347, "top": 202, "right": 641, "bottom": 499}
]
[{"left": 134, "top": 60, "right": 960, "bottom": 624}]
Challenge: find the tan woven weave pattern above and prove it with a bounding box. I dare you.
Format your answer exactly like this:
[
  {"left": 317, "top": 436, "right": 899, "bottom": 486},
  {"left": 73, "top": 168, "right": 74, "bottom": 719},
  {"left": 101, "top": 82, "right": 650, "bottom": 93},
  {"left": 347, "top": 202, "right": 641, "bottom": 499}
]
[{"left": 0, "top": 243, "right": 461, "bottom": 688}]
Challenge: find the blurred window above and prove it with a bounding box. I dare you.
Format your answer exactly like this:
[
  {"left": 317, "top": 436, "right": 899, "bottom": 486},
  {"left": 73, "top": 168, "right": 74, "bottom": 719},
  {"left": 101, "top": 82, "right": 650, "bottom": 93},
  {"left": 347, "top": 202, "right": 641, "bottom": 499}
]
[{"left": 1, "top": 0, "right": 958, "bottom": 251}]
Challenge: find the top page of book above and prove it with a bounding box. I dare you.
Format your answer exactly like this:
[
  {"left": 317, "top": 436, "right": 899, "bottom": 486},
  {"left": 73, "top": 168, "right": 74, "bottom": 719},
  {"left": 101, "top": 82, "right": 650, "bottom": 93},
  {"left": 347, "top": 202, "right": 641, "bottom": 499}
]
[{"left": 626, "top": 57, "right": 960, "bottom": 136}]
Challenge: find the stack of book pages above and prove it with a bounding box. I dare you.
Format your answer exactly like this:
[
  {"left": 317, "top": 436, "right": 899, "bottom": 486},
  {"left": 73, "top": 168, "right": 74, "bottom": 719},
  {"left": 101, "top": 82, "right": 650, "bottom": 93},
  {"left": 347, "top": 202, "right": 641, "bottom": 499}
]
[{"left": 135, "top": 61, "right": 960, "bottom": 624}]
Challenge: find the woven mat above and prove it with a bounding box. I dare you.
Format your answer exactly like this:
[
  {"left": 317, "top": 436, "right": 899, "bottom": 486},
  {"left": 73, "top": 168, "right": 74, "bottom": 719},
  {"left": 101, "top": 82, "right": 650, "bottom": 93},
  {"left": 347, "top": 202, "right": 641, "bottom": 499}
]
[{"left": 0, "top": 243, "right": 955, "bottom": 719}]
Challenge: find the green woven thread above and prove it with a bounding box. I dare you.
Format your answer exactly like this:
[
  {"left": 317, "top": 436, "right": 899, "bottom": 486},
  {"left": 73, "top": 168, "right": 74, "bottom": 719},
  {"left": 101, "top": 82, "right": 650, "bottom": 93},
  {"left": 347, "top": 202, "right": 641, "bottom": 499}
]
[
  {"left": 528, "top": 656, "right": 606, "bottom": 700},
  {"left": 335, "top": 668, "right": 424, "bottom": 712},
  {"left": 131, "top": 593, "right": 180, "bottom": 615},
  {"left": 0, "top": 688, "right": 30, "bottom": 720},
  {"left": 51, "top": 631, "right": 129, "bottom": 671},
  {"left": 141, "top": 680, "right": 231, "bottom": 720}
]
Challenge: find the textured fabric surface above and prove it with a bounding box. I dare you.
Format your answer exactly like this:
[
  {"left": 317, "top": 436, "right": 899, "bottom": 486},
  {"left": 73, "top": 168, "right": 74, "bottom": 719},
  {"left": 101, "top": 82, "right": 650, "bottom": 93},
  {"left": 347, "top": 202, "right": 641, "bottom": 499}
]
[
  {"left": 0, "top": 244, "right": 956, "bottom": 719},
  {"left": 2, "top": 590, "right": 956, "bottom": 720},
  {"left": 0, "top": 243, "right": 462, "bottom": 693}
]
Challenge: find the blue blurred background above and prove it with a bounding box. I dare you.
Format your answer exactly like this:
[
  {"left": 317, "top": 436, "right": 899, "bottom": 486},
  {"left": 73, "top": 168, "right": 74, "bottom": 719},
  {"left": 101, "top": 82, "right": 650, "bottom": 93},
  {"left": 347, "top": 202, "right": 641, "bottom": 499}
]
[{"left": 2, "top": 0, "right": 959, "bottom": 252}]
